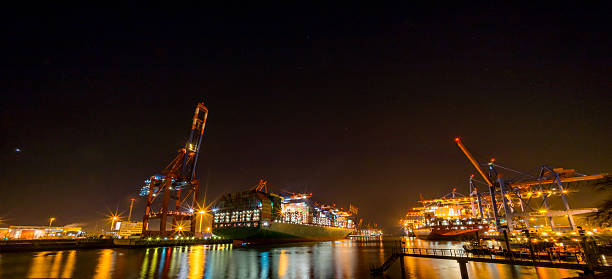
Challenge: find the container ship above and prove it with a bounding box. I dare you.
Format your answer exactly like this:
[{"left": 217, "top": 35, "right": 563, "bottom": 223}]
[
  {"left": 212, "top": 180, "right": 355, "bottom": 243},
  {"left": 402, "top": 189, "right": 489, "bottom": 240}
]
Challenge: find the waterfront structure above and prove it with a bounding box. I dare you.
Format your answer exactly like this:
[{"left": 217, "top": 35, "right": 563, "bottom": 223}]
[
  {"left": 0, "top": 227, "right": 8, "bottom": 239},
  {"left": 401, "top": 139, "right": 610, "bottom": 239},
  {"left": 3, "top": 226, "right": 83, "bottom": 240},
  {"left": 117, "top": 221, "right": 143, "bottom": 238},
  {"left": 453, "top": 138, "right": 609, "bottom": 233},
  {"left": 140, "top": 102, "right": 209, "bottom": 236},
  {"left": 372, "top": 245, "right": 610, "bottom": 278},
  {"left": 350, "top": 228, "right": 383, "bottom": 237}
]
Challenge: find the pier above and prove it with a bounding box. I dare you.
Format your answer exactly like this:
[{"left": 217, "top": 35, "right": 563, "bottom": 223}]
[{"left": 371, "top": 246, "right": 612, "bottom": 278}]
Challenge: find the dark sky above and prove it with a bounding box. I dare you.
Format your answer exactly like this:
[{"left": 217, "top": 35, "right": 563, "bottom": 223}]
[{"left": 1, "top": 4, "right": 610, "bottom": 230}]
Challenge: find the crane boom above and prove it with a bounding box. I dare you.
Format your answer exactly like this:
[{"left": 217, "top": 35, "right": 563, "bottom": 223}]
[
  {"left": 182, "top": 102, "right": 209, "bottom": 181},
  {"left": 454, "top": 137, "right": 505, "bottom": 230},
  {"left": 509, "top": 174, "right": 607, "bottom": 188},
  {"left": 454, "top": 138, "right": 494, "bottom": 187}
]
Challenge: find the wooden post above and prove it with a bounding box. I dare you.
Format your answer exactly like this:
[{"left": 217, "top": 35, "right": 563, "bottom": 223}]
[
  {"left": 399, "top": 255, "right": 406, "bottom": 278},
  {"left": 458, "top": 260, "right": 469, "bottom": 279}
]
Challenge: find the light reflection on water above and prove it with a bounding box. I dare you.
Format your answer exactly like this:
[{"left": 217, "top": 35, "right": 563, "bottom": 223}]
[{"left": 0, "top": 239, "right": 580, "bottom": 278}]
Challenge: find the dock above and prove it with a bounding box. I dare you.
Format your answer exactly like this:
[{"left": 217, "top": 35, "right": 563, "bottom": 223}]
[{"left": 371, "top": 246, "right": 612, "bottom": 278}]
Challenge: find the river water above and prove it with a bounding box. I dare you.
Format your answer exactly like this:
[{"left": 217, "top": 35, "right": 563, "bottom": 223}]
[{"left": 0, "top": 237, "right": 580, "bottom": 278}]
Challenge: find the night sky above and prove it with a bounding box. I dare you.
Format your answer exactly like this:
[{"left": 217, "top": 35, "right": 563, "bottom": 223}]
[{"left": 1, "top": 4, "right": 610, "bottom": 231}]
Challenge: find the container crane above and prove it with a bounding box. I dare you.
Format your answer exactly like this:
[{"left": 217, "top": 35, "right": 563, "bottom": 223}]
[
  {"left": 141, "top": 102, "right": 209, "bottom": 236},
  {"left": 454, "top": 137, "right": 609, "bottom": 232},
  {"left": 454, "top": 137, "right": 510, "bottom": 231}
]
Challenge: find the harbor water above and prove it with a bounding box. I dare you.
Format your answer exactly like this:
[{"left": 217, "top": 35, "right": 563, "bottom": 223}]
[{"left": 0, "top": 237, "right": 580, "bottom": 278}]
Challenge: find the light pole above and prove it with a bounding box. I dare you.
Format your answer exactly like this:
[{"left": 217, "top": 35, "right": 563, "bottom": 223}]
[
  {"left": 128, "top": 198, "right": 136, "bottom": 222},
  {"left": 49, "top": 217, "right": 55, "bottom": 227},
  {"left": 198, "top": 211, "right": 206, "bottom": 234},
  {"left": 111, "top": 216, "right": 118, "bottom": 231}
]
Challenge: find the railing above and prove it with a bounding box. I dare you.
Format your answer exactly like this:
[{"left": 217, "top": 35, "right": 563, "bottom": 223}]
[
  {"left": 393, "top": 247, "right": 586, "bottom": 263},
  {"left": 396, "top": 247, "right": 468, "bottom": 257},
  {"left": 394, "top": 246, "right": 592, "bottom": 265},
  {"left": 372, "top": 244, "right": 608, "bottom": 275}
]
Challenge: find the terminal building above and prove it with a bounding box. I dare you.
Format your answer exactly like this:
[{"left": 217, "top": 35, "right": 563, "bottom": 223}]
[
  {"left": 116, "top": 221, "right": 143, "bottom": 238},
  {"left": 0, "top": 226, "right": 83, "bottom": 240}
]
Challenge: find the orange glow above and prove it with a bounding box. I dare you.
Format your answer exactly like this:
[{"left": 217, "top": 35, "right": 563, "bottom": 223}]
[
  {"left": 278, "top": 250, "right": 288, "bottom": 277},
  {"left": 28, "top": 252, "right": 54, "bottom": 278},
  {"left": 28, "top": 251, "right": 76, "bottom": 278},
  {"left": 106, "top": 209, "right": 123, "bottom": 230},
  {"left": 49, "top": 251, "right": 63, "bottom": 278},
  {"left": 61, "top": 251, "right": 76, "bottom": 278},
  {"left": 93, "top": 249, "right": 115, "bottom": 279},
  {"left": 173, "top": 220, "right": 189, "bottom": 233},
  {"left": 189, "top": 245, "right": 205, "bottom": 278}
]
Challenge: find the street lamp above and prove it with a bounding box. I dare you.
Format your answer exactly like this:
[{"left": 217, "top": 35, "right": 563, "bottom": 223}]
[
  {"left": 111, "top": 216, "right": 119, "bottom": 230},
  {"left": 128, "top": 198, "right": 136, "bottom": 222},
  {"left": 198, "top": 210, "right": 206, "bottom": 233},
  {"left": 49, "top": 217, "right": 56, "bottom": 227}
]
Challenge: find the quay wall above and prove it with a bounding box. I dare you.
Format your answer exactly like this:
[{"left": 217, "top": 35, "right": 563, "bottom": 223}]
[{"left": 0, "top": 238, "right": 231, "bottom": 253}]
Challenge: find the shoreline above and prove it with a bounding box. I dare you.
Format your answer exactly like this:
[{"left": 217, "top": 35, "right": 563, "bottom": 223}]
[{"left": 0, "top": 238, "right": 231, "bottom": 253}]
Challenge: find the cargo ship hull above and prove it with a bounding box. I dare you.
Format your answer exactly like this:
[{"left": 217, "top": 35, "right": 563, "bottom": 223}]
[
  {"left": 213, "top": 222, "right": 352, "bottom": 243},
  {"left": 413, "top": 225, "right": 487, "bottom": 240}
]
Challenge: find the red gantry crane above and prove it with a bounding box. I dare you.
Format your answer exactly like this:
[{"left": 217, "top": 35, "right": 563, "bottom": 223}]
[{"left": 140, "top": 102, "right": 209, "bottom": 236}]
